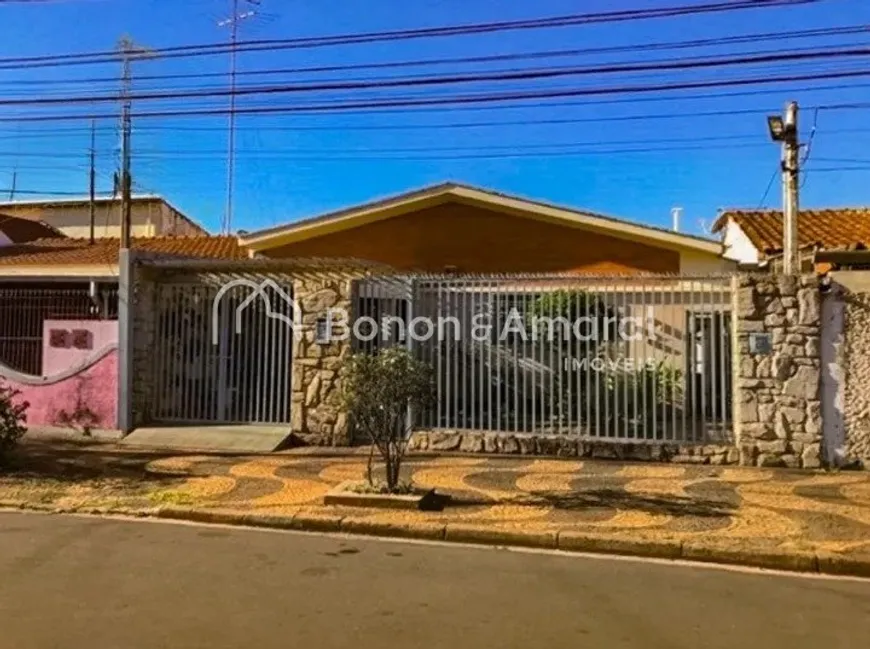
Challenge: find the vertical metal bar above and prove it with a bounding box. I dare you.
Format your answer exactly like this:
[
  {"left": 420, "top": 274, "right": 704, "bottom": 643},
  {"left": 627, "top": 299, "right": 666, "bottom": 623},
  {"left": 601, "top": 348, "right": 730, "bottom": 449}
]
[
  {"left": 495, "top": 282, "right": 501, "bottom": 431},
  {"left": 436, "top": 281, "right": 443, "bottom": 429},
  {"left": 721, "top": 279, "right": 730, "bottom": 439},
  {"left": 652, "top": 280, "right": 660, "bottom": 442},
  {"left": 631, "top": 278, "right": 649, "bottom": 440},
  {"left": 461, "top": 280, "right": 467, "bottom": 430},
  {"left": 513, "top": 289, "right": 519, "bottom": 434},
  {"left": 450, "top": 280, "right": 462, "bottom": 428},
  {"left": 487, "top": 279, "right": 493, "bottom": 432},
  {"left": 622, "top": 280, "right": 629, "bottom": 440}
]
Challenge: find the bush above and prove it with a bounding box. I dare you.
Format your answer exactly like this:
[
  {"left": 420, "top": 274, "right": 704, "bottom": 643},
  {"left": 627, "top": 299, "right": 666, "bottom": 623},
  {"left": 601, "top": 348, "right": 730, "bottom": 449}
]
[
  {"left": 0, "top": 380, "right": 29, "bottom": 463},
  {"left": 342, "top": 347, "right": 434, "bottom": 493}
]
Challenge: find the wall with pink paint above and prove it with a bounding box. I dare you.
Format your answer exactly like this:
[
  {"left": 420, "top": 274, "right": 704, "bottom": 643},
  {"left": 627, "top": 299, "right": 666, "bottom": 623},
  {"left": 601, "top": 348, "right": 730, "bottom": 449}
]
[
  {"left": 1, "top": 350, "right": 118, "bottom": 429},
  {"left": 42, "top": 320, "right": 118, "bottom": 377}
]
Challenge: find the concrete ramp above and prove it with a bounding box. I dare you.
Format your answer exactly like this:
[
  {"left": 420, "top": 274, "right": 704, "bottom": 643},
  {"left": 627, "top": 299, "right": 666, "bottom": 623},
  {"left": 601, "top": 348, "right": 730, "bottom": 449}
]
[{"left": 119, "top": 426, "right": 292, "bottom": 453}]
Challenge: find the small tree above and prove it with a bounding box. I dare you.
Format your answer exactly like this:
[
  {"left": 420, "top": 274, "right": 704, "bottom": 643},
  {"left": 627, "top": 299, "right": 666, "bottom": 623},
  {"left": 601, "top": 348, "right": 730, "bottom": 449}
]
[
  {"left": 0, "top": 380, "right": 29, "bottom": 464},
  {"left": 342, "top": 347, "right": 434, "bottom": 493}
]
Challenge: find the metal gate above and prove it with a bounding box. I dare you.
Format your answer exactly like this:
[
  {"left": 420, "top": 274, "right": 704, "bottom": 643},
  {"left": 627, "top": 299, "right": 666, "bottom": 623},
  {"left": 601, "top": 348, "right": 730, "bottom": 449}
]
[
  {"left": 357, "top": 274, "right": 734, "bottom": 444},
  {"left": 151, "top": 279, "right": 294, "bottom": 424}
]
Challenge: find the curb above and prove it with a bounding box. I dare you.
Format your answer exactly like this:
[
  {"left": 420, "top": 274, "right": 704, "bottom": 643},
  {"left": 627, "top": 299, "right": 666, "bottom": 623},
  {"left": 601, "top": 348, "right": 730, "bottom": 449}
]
[{"left": 3, "top": 501, "right": 869, "bottom": 579}]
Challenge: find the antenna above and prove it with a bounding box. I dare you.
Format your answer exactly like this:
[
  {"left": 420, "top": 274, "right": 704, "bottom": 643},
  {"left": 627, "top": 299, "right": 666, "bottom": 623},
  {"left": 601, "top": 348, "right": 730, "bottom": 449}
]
[
  {"left": 219, "top": 0, "right": 261, "bottom": 236},
  {"left": 671, "top": 207, "right": 683, "bottom": 232},
  {"left": 117, "top": 36, "right": 156, "bottom": 250}
]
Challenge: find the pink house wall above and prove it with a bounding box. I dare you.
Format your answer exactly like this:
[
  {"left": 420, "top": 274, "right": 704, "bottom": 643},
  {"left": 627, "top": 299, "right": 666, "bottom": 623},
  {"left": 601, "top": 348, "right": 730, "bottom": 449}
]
[
  {"left": 42, "top": 320, "right": 118, "bottom": 376},
  {"left": 0, "top": 320, "right": 119, "bottom": 430},
  {"left": 2, "top": 351, "right": 118, "bottom": 429}
]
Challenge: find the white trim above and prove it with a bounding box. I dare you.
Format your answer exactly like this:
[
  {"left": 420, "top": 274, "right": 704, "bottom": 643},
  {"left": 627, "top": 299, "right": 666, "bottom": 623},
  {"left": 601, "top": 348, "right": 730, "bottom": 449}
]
[
  {"left": 0, "top": 342, "right": 118, "bottom": 386},
  {"left": 241, "top": 184, "right": 723, "bottom": 255},
  {"left": 0, "top": 265, "right": 119, "bottom": 278}
]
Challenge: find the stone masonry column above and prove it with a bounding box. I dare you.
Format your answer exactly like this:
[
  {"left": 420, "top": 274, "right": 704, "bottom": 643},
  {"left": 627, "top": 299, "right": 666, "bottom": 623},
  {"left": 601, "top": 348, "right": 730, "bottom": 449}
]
[
  {"left": 734, "top": 274, "right": 822, "bottom": 468},
  {"left": 290, "top": 276, "right": 353, "bottom": 446}
]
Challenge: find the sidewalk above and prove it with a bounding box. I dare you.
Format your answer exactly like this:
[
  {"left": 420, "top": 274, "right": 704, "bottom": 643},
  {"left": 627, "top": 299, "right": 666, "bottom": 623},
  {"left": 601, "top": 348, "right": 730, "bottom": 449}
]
[{"left": 2, "top": 439, "right": 870, "bottom": 576}]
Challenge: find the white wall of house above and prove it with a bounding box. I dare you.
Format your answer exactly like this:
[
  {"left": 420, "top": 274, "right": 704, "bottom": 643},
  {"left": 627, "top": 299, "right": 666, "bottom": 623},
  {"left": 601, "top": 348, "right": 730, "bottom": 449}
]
[{"left": 720, "top": 219, "right": 761, "bottom": 265}]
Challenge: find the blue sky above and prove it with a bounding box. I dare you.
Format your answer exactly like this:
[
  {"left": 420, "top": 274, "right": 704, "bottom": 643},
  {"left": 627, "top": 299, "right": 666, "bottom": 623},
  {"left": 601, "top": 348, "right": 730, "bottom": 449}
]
[{"left": 0, "top": 0, "right": 869, "bottom": 235}]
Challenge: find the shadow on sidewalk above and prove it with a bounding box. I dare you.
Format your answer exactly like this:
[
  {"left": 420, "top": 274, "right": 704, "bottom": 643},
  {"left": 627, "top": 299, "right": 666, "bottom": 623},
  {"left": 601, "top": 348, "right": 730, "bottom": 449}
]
[
  {"left": 443, "top": 488, "right": 736, "bottom": 519},
  {"left": 1, "top": 439, "right": 183, "bottom": 484}
]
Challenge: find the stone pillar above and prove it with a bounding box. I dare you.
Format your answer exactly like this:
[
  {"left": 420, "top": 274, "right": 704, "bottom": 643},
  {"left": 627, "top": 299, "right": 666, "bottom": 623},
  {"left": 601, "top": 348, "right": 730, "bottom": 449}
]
[
  {"left": 290, "top": 276, "right": 353, "bottom": 446},
  {"left": 734, "top": 274, "right": 822, "bottom": 468},
  {"left": 128, "top": 259, "right": 159, "bottom": 429},
  {"left": 841, "top": 289, "right": 870, "bottom": 468}
]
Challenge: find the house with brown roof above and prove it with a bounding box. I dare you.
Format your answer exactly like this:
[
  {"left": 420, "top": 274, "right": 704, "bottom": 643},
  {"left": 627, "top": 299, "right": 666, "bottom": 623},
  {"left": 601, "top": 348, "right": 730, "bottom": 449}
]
[
  {"left": 0, "top": 213, "right": 65, "bottom": 245},
  {"left": 241, "top": 182, "right": 733, "bottom": 274},
  {"left": 0, "top": 235, "right": 247, "bottom": 280},
  {"left": 713, "top": 207, "right": 870, "bottom": 272}
]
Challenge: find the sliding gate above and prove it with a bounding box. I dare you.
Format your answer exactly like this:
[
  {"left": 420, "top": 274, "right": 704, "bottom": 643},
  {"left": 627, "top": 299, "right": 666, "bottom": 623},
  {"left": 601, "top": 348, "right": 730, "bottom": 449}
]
[{"left": 151, "top": 278, "right": 294, "bottom": 425}]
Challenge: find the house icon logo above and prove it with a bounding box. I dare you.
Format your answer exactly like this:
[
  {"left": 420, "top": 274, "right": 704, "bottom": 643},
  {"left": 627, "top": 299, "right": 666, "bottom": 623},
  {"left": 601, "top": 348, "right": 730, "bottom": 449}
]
[{"left": 211, "top": 279, "right": 301, "bottom": 345}]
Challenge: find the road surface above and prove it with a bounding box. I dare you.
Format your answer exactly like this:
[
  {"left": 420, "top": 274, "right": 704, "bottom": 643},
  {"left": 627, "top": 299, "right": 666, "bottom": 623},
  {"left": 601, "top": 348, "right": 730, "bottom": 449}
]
[{"left": 0, "top": 511, "right": 868, "bottom": 648}]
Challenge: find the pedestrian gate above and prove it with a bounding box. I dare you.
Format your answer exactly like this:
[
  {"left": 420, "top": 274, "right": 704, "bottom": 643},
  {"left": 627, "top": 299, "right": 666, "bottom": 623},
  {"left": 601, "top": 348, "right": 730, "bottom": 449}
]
[{"left": 151, "top": 279, "right": 294, "bottom": 424}]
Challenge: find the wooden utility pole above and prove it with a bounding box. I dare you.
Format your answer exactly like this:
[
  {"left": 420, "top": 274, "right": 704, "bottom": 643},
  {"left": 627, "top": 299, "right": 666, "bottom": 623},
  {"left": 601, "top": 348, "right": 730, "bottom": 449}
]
[{"left": 89, "top": 120, "right": 96, "bottom": 244}]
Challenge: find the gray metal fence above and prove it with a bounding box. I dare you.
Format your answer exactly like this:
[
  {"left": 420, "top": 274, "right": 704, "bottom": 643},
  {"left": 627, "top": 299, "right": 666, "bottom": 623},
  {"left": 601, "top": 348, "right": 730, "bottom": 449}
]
[
  {"left": 151, "top": 279, "right": 294, "bottom": 425},
  {"left": 354, "top": 275, "right": 734, "bottom": 444}
]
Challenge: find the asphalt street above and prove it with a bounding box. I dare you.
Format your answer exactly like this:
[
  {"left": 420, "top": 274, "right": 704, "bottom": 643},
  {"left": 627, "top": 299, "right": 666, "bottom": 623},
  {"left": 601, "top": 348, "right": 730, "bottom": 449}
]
[{"left": 1, "top": 511, "right": 869, "bottom": 649}]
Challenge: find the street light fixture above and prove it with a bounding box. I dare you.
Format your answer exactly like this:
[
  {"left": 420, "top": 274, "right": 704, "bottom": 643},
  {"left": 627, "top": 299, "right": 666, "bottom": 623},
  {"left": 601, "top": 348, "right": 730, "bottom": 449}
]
[{"left": 767, "top": 115, "right": 786, "bottom": 142}]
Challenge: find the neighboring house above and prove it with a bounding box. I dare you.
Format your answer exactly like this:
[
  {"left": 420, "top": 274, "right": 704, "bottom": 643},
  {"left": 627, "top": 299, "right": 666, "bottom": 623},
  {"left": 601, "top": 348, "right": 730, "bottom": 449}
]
[
  {"left": 714, "top": 207, "right": 870, "bottom": 272},
  {"left": 0, "top": 235, "right": 245, "bottom": 280},
  {"left": 0, "top": 235, "right": 247, "bottom": 432},
  {"left": 241, "top": 182, "right": 733, "bottom": 274},
  {"left": 0, "top": 213, "right": 65, "bottom": 245},
  {"left": 0, "top": 194, "right": 208, "bottom": 239}
]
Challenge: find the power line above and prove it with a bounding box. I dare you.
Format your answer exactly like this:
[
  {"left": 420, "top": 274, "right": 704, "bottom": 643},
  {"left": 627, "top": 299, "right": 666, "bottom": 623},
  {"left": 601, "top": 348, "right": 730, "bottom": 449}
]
[
  {"left": 2, "top": 68, "right": 869, "bottom": 123},
  {"left": 5, "top": 44, "right": 870, "bottom": 107},
  {"left": 2, "top": 23, "right": 866, "bottom": 87},
  {"left": 0, "top": 0, "right": 824, "bottom": 70}
]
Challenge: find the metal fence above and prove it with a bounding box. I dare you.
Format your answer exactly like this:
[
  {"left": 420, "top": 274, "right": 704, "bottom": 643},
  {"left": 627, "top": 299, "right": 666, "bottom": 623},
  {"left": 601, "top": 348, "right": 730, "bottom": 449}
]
[
  {"left": 151, "top": 279, "right": 294, "bottom": 425},
  {"left": 0, "top": 285, "right": 118, "bottom": 376},
  {"left": 354, "top": 275, "right": 734, "bottom": 444}
]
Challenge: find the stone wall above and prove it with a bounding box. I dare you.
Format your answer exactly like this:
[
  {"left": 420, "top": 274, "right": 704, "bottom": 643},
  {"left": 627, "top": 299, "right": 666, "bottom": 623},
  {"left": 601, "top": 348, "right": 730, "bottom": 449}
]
[
  {"left": 408, "top": 430, "right": 738, "bottom": 464},
  {"left": 734, "top": 275, "right": 822, "bottom": 468},
  {"left": 840, "top": 288, "right": 870, "bottom": 468},
  {"left": 128, "top": 256, "right": 159, "bottom": 429},
  {"left": 290, "top": 277, "right": 353, "bottom": 446}
]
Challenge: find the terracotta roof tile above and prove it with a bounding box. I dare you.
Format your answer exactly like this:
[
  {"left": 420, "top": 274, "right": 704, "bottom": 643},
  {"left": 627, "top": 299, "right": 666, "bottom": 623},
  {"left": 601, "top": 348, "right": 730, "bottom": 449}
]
[
  {"left": 0, "top": 213, "right": 65, "bottom": 243},
  {"left": 0, "top": 235, "right": 247, "bottom": 267},
  {"left": 714, "top": 208, "right": 870, "bottom": 256}
]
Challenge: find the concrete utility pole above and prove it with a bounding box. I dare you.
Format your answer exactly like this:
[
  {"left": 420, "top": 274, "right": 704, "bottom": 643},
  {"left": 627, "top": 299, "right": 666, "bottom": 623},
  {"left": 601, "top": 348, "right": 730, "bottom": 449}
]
[
  {"left": 218, "top": 0, "right": 258, "bottom": 236},
  {"left": 89, "top": 120, "right": 96, "bottom": 244},
  {"left": 767, "top": 101, "right": 800, "bottom": 274}
]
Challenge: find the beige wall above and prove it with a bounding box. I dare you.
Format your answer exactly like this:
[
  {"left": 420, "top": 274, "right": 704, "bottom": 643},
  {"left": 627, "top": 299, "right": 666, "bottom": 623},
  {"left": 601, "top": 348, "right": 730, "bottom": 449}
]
[
  {"left": 679, "top": 249, "right": 737, "bottom": 274},
  {"left": 0, "top": 200, "right": 205, "bottom": 239}
]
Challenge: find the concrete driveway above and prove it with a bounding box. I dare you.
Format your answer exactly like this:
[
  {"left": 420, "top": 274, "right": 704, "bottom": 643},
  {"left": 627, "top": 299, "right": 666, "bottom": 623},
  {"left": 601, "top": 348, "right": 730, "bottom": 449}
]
[{"left": 0, "top": 511, "right": 869, "bottom": 649}]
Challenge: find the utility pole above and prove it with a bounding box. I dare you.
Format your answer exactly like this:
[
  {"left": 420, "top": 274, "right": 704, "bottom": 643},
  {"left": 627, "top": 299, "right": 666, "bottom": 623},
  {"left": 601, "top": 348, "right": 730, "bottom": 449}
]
[
  {"left": 116, "top": 37, "right": 154, "bottom": 250},
  {"left": 218, "top": 0, "right": 258, "bottom": 235},
  {"left": 118, "top": 36, "right": 135, "bottom": 250},
  {"left": 767, "top": 101, "right": 800, "bottom": 274},
  {"left": 89, "top": 120, "right": 96, "bottom": 244},
  {"left": 8, "top": 170, "right": 16, "bottom": 200}
]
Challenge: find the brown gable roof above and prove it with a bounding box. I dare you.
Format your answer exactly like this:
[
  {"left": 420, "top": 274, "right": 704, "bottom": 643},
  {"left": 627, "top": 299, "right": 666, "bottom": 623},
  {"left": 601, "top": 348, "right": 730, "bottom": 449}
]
[
  {"left": 0, "top": 236, "right": 246, "bottom": 267},
  {"left": 713, "top": 208, "right": 870, "bottom": 256},
  {"left": 0, "top": 213, "right": 65, "bottom": 243}
]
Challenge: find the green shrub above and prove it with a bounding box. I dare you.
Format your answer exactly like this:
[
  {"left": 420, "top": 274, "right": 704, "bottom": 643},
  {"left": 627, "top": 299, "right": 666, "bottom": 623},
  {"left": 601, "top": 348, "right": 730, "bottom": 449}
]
[
  {"left": 0, "top": 380, "right": 29, "bottom": 464},
  {"left": 342, "top": 347, "right": 434, "bottom": 493}
]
